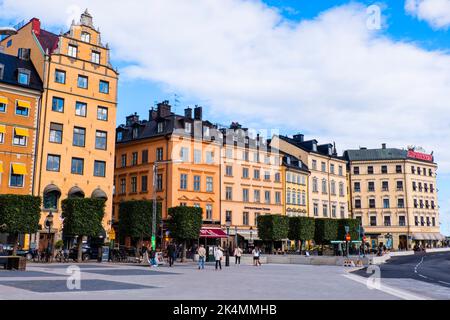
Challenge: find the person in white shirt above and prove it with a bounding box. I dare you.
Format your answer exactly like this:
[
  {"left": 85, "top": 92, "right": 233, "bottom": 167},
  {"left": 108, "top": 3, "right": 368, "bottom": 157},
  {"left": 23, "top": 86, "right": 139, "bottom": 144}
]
[
  {"left": 234, "top": 246, "right": 243, "bottom": 265},
  {"left": 214, "top": 247, "right": 223, "bottom": 270},
  {"left": 252, "top": 246, "right": 262, "bottom": 266}
]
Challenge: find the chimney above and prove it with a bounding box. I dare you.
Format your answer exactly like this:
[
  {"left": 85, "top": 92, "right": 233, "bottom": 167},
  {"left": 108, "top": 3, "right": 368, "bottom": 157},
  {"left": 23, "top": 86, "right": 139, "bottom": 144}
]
[
  {"left": 382, "top": 143, "right": 387, "bottom": 149},
  {"left": 31, "top": 18, "right": 41, "bottom": 37},
  {"left": 149, "top": 107, "right": 157, "bottom": 121},
  {"left": 126, "top": 113, "right": 139, "bottom": 126},
  {"left": 194, "top": 106, "right": 202, "bottom": 120},
  {"left": 293, "top": 133, "right": 304, "bottom": 142},
  {"left": 184, "top": 107, "right": 192, "bottom": 119},
  {"left": 157, "top": 100, "right": 171, "bottom": 118}
]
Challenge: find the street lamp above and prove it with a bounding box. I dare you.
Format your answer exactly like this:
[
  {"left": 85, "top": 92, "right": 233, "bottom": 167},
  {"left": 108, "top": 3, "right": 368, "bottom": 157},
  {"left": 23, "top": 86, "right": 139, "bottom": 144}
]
[
  {"left": 234, "top": 226, "right": 238, "bottom": 248},
  {"left": 152, "top": 159, "right": 183, "bottom": 250},
  {"left": 44, "top": 211, "right": 54, "bottom": 262},
  {"left": 249, "top": 226, "right": 253, "bottom": 249}
]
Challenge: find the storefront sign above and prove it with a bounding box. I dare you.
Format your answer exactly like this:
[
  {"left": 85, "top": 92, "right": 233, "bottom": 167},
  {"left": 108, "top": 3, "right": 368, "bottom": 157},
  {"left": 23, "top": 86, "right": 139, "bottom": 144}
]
[
  {"left": 244, "top": 207, "right": 271, "bottom": 211},
  {"left": 407, "top": 150, "right": 433, "bottom": 162}
]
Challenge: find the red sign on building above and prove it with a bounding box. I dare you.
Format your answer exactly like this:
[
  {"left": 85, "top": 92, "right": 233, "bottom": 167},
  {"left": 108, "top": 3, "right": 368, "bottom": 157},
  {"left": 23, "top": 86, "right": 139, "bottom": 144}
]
[{"left": 407, "top": 150, "right": 433, "bottom": 162}]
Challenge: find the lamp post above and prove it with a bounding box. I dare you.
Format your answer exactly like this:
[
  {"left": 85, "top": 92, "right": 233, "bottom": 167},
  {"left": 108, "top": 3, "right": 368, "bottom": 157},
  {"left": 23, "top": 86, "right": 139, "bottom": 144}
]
[
  {"left": 225, "top": 220, "right": 231, "bottom": 267},
  {"left": 44, "top": 211, "right": 54, "bottom": 262},
  {"left": 249, "top": 226, "right": 253, "bottom": 250},
  {"left": 235, "top": 226, "right": 238, "bottom": 249},
  {"left": 152, "top": 159, "right": 182, "bottom": 250}
]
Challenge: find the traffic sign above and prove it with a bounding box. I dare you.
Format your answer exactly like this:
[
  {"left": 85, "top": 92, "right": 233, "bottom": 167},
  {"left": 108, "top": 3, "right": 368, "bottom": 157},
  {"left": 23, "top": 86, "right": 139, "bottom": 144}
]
[
  {"left": 345, "top": 234, "right": 351, "bottom": 242},
  {"left": 362, "top": 236, "right": 366, "bottom": 242},
  {"left": 108, "top": 229, "right": 116, "bottom": 240}
]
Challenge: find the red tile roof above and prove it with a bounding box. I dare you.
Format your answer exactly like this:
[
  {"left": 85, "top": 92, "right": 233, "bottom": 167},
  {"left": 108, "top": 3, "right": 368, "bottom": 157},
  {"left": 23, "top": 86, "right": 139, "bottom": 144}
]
[{"left": 36, "top": 29, "right": 59, "bottom": 54}]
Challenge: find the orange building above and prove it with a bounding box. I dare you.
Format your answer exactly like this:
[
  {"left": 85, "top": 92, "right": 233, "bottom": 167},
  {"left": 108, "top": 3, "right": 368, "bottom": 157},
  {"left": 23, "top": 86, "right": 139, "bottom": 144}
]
[
  {"left": 1, "top": 11, "right": 118, "bottom": 249},
  {"left": 219, "top": 123, "right": 284, "bottom": 249},
  {"left": 114, "top": 103, "right": 223, "bottom": 246}
]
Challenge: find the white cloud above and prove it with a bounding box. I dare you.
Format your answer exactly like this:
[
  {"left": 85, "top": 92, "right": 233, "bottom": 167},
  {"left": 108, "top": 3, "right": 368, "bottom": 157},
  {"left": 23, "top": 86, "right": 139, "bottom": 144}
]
[
  {"left": 405, "top": 0, "right": 450, "bottom": 29},
  {"left": 1, "top": 0, "right": 450, "bottom": 174}
]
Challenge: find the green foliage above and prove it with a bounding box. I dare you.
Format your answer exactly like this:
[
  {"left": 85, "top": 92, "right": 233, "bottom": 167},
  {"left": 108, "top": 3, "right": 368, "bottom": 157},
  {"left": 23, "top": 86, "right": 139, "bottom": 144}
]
[
  {"left": 0, "top": 195, "right": 41, "bottom": 234},
  {"left": 61, "top": 198, "right": 105, "bottom": 237},
  {"left": 257, "top": 214, "right": 289, "bottom": 241},
  {"left": 167, "top": 206, "right": 203, "bottom": 241},
  {"left": 314, "top": 219, "right": 338, "bottom": 244},
  {"left": 337, "top": 218, "right": 360, "bottom": 241},
  {"left": 118, "top": 200, "right": 161, "bottom": 239},
  {"left": 55, "top": 240, "right": 64, "bottom": 249},
  {"left": 288, "top": 217, "right": 315, "bottom": 241}
]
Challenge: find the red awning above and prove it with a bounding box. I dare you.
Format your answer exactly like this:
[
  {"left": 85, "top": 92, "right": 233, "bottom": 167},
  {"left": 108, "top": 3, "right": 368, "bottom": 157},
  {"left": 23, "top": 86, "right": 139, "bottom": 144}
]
[{"left": 199, "top": 228, "right": 228, "bottom": 238}]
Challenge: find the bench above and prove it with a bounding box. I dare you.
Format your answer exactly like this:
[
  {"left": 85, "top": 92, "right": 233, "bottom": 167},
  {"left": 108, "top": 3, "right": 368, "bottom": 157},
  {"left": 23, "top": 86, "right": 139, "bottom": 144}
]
[{"left": 0, "top": 256, "right": 26, "bottom": 271}]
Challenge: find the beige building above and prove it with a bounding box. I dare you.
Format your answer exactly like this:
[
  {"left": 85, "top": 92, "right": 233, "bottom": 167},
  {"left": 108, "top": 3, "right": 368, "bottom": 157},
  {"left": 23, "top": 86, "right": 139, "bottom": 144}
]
[
  {"left": 1, "top": 11, "right": 118, "bottom": 250},
  {"left": 271, "top": 134, "right": 348, "bottom": 219},
  {"left": 344, "top": 145, "right": 444, "bottom": 250}
]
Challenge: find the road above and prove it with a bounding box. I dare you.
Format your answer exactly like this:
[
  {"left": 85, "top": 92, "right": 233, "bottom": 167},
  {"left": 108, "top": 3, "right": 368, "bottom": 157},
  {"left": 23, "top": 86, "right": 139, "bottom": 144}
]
[{"left": 351, "top": 251, "right": 450, "bottom": 299}]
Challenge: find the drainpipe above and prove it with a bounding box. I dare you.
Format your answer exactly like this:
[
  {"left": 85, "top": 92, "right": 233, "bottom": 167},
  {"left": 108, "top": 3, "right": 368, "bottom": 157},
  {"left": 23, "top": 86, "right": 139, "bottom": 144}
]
[{"left": 403, "top": 160, "right": 411, "bottom": 250}]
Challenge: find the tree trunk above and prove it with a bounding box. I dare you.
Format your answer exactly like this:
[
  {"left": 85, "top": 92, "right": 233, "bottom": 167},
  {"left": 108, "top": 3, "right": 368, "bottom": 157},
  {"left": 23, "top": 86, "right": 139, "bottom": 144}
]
[
  {"left": 299, "top": 240, "right": 303, "bottom": 255},
  {"left": 12, "top": 233, "right": 19, "bottom": 256},
  {"left": 136, "top": 237, "right": 143, "bottom": 258},
  {"left": 77, "top": 237, "right": 83, "bottom": 262},
  {"left": 181, "top": 240, "right": 187, "bottom": 262}
]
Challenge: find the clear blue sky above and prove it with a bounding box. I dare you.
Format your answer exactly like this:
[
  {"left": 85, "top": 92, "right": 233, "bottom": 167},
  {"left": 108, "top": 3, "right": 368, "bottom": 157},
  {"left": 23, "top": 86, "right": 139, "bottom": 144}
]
[{"left": 1, "top": 0, "right": 448, "bottom": 235}]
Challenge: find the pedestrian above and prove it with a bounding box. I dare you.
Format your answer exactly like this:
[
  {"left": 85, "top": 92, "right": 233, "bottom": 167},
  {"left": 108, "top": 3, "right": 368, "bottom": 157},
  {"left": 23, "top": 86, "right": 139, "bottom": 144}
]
[
  {"left": 198, "top": 244, "right": 206, "bottom": 270},
  {"left": 167, "top": 242, "right": 176, "bottom": 267},
  {"left": 234, "top": 246, "right": 243, "bottom": 265},
  {"left": 252, "top": 246, "right": 261, "bottom": 266},
  {"left": 214, "top": 246, "right": 223, "bottom": 270},
  {"left": 149, "top": 248, "right": 158, "bottom": 267}
]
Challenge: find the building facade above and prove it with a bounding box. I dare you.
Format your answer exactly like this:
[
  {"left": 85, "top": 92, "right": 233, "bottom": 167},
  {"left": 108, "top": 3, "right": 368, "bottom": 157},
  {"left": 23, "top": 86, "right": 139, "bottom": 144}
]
[
  {"left": 0, "top": 51, "right": 42, "bottom": 248},
  {"left": 282, "top": 154, "right": 309, "bottom": 218},
  {"left": 1, "top": 11, "right": 118, "bottom": 250},
  {"left": 220, "top": 123, "right": 284, "bottom": 249},
  {"left": 344, "top": 145, "right": 443, "bottom": 250},
  {"left": 271, "top": 134, "right": 348, "bottom": 220},
  {"left": 114, "top": 103, "right": 223, "bottom": 247}
]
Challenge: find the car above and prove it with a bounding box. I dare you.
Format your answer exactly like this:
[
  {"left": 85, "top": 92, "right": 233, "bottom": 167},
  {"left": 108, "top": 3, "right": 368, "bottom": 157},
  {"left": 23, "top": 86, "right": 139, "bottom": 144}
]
[{"left": 69, "top": 244, "right": 101, "bottom": 261}]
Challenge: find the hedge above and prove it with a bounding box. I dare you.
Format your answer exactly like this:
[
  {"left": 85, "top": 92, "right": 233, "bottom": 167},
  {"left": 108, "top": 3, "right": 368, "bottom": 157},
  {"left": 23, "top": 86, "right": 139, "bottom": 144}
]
[{"left": 118, "top": 200, "right": 161, "bottom": 239}]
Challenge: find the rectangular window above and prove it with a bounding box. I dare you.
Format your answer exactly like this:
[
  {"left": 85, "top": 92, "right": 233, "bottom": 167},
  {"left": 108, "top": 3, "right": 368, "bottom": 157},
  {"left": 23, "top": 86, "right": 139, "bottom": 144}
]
[
  {"left": 383, "top": 198, "right": 390, "bottom": 209},
  {"left": 194, "top": 175, "right": 201, "bottom": 191},
  {"left": 368, "top": 166, "right": 374, "bottom": 174},
  {"left": 52, "top": 97, "right": 64, "bottom": 112},
  {"left": 242, "top": 167, "right": 249, "bottom": 179},
  {"left": 398, "top": 198, "right": 405, "bottom": 208},
  {"left": 313, "top": 203, "right": 319, "bottom": 217},
  {"left": 0, "top": 98, "right": 6, "bottom": 113},
  {"left": 206, "top": 204, "right": 213, "bottom": 220},
  {"left": 370, "top": 216, "right": 377, "bottom": 226},
  {"left": 142, "top": 150, "right": 149, "bottom": 164},
  {"left": 156, "top": 147, "right": 164, "bottom": 161},
  {"left": 180, "top": 147, "right": 189, "bottom": 162},
  {"left": 68, "top": 45, "right": 77, "bottom": 58},
  {"left": 91, "top": 51, "right": 100, "bottom": 64},
  {"left": 330, "top": 164, "right": 335, "bottom": 174},
  {"left": 253, "top": 169, "right": 260, "bottom": 180},
  {"left": 18, "top": 70, "right": 29, "bottom": 85},
  {"left": 75, "top": 101, "right": 87, "bottom": 117},
  {"left": 264, "top": 171, "right": 270, "bottom": 181},
  {"left": 131, "top": 177, "right": 137, "bottom": 193},
  {"left": 15, "top": 101, "right": 29, "bottom": 116},
  {"left": 120, "top": 178, "right": 126, "bottom": 195},
  {"left": 355, "top": 199, "right": 361, "bottom": 209},
  {"left": 226, "top": 148, "right": 233, "bottom": 159},
  {"left": 180, "top": 174, "right": 188, "bottom": 190},
  {"left": 243, "top": 212, "right": 249, "bottom": 226},
  {"left": 275, "top": 172, "right": 281, "bottom": 182},
  {"left": 141, "top": 176, "right": 148, "bottom": 192},
  {"left": 368, "top": 181, "right": 375, "bottom": 192},
  {"left": 396, "top": 165, "right": 402, "bottom": 173},
  {"left": 254, "top": 190, "right": 260, "bottom": 203},
  {"left": 131, "top": 152, "right": 138, "bottom": 166},
  {"left": 382, "top": 181, "right": 389, "bottom": 191},
  {"left": 55, "top": 69, "right": 66, "bottom": 84},
  {"left": 95, "top": 131, "right": 107, "bottom": 150},
  {"left": 94, "top": 160, "right": 106, "bottom": 177},
  {"left": 243, "top": 189, "right": 249, "bottom": 202},
  {"left": 81, "top": 32, "right": 90, "bottom": 43},
  {"left": 384, "top": 216, "right": 391, "bottom": 226},
  {"left": 321, "top": 162, "right": 326, "bottom": 172},
  {"left": 73, "top": 127, "right": 86, "bottom": 147},
  {"left": 275, "top": 191, "right": 281, "bottom": 204},
  {"left": 312, "top": 160, "right": 317, "bottom": 170},
  {"left": 353, "top": 167, "right": 360, "bottom": 175},
  {"left": 0, "top": 131, "right": 4, "bottom": 144},
  {"left": 353, "top": 180, "right": 361, "bottom": 192},
  {"left": 206, "top": 177, "right": 213, "bottom": 192},
  {"left": 46, "top": 154, "right": 60, "bottom": 172},
  {"left": 71, "top": 158, "right": 84, "bottom": 175},
  {"left": 225, "top": 165, "right": 233, "bottom": 176},
  {"left": 49, "top": 123, "right": 63, "bottom": 144},
  {"left": 13, "top": 128, "right": 28, "bottom": 146},
  {"left": 97, "top": 106, "right": 108, "bottom": 121},
  {"left": 121, "top": 154, "right": 127, "bottom": 167},
  {"left": 323, "top": 204, "right": 328, "bottom": 217},
  {"left": 226, "top": 187, "right": 232, "bottom": 200},
  {"left": 265, "top": 191, "right": 271, "bottom": 204},
  {"left": 99, "top": 81, "right": 109, "bottom": 94},
  {"left": 340, "top": 206, "right": 345, "bottom": 218},
  {"left": 399, "top": 216, "right": 406, "bottom": 226},
  {"left": 339, "top": 166, "right": 343, "bottom": 176},
  {"left": 397, "top": 181, "right": 403, "bottom": 191},
  {"left": 226, "top": 211, "right": 232, "bottom": 224},
  {"left": 369, "top": 198, "right": 376, "bottom": 209},
  {"left": 381, "top": 165, "right": 388, "bottom": 174},
  {"left": 9, "top": 164, "right": 25, "bottom": 187},
  {"left": 156, "top": 174, "right": 163, "bottom": 191},
  {"left": 331, "top": 205, "right": 337, "bottom": 218},
  {"left": 194, "top": 149, "right": 202, "bottom": 164},
  {"left": 77, "top": 75, "right": 88, "bottom": 89}
]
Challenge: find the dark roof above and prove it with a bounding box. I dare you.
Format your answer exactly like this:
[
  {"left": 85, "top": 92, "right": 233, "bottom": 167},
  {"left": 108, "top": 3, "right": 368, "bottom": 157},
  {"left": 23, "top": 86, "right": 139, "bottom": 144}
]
[
  {"left": 37, "top": 29, "right": 59, "bottom": 54},
  {"left": 282, "top": 153, "right": 309, "bottom": 173},
  {"left": 343, "top": 148, "right": 408, "bottom": 162},
  {"left": 278, "top": 135, "right": 340, "bottom": 159},
  {"left": 0, "top": 52, "right": 43, "bottom": 91}
]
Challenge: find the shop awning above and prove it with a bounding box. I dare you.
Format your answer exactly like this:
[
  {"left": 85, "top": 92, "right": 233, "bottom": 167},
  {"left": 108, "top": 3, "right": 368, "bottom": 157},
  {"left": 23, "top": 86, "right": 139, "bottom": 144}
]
[
  {"left": 14, "top": 127, "right": 29, "bottom": 137},
  {"left": 412, "top": 233, "right": 445, "bottom": 241},
  {"left": 0, "top": 125, "right": 6, "bottom": 134},
  {"left": 92, "top": 188, "right": 108, "bottom": 200},
  {"left": 17, "top": 100, "right": 30, "bottom": 109},
  {"left": 0, "top": 162, "right": 3, "bottom": 173},
  {"left": 412, "top": 233, "right": 424, "bottom": 240},
  {"left": 238, "top": 232, "right": 260, "bottom": 241},
  {"left": 12, "top": 163, "right": 27, "bottom": 175},
  {"left": 43, "top": 184, "right": 61, "bottom": 195},
  {"left": 199, "top": 228, "right": 228, "bottom": 238},
  {"left": 0, "top": 97, "right": 7, "bottom": 105}
]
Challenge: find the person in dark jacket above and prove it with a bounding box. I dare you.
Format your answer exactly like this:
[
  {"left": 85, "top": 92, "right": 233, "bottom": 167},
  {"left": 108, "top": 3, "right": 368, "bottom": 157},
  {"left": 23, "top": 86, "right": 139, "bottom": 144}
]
[{"left": 167, "top": 242, "right": 176, "bottom": 267}]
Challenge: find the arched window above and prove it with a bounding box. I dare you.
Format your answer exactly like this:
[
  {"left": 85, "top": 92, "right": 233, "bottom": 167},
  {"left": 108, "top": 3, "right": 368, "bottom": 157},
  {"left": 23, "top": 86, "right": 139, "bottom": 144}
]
[
  {"left": 68, "top": 186, "right": 85, "bottom": 199},
  {"left": 43, "top": 184, "right": 61, "bottom": 210}
]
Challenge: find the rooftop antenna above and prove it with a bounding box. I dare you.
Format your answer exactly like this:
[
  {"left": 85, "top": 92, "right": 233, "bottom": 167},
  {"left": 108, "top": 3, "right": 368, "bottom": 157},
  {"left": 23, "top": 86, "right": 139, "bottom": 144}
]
[{"left": 173, "top": 93, "right": 181, "bottom": 114}]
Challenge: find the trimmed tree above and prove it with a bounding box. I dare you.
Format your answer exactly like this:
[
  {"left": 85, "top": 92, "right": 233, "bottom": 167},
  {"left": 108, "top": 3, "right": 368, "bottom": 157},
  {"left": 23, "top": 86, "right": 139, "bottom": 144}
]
[
  {"left": 337, "top": 218, "right": 360, "bottom": 242},
  {"left": 118, "top": 200, "right": 161, "bottom": 255},
  {"left": 288, "top": 216, "right": 315, "bottom": 253},
  {"left": 314, "top": 218, "right": 338, "bottom": 252},
  {"left": 167, "top": 206, "right": 203, "bottom": 262},
  {"left": 257, "top": 214, "right": 289, "bottom": 253},
  {"left": 0, "top": 195, "right": 41, "bottom": 255},
  {"left": 61, "top": 198, "right": 106, "bottom": 262}
]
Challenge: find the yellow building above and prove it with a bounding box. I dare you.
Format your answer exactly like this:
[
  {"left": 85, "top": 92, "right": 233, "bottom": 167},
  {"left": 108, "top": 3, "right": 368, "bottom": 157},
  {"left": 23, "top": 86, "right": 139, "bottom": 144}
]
[
  {"left": 114, "top": 104, "right": 223, "bottom": 247},
  {"left": 282, "top": 154, "right": 309, "bottom": 218},
  {"left": 344, "top": 145, "right": 444, "bottom": 250},
  {"left": 219, "top": 123, "right": 284, "bottom": 249},
  {"left": 1, "top": 11, "right": 118, "bottom": 250},
  {"left": 271, "top": 134, "right": 348, "bottom": 219},
  {"left": 0, "top": 51, "right": 43, "bottom": 248}
]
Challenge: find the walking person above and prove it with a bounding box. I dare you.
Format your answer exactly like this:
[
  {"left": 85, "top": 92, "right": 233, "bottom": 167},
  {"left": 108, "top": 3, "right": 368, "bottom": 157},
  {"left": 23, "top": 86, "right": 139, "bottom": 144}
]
[
  {"left": 234, "top": 246, "right": 243, "bottom": 265},
  {"left": 214, "top": 246, "right": 223, "bottom": 270},
  {"left": 198, "top": 244, "right": 206, "bottom": 270},
  {"left": 252, "top": 246, "right": 262, "bottom": 266},
  {"left": 167, "top": 242, "right": 176, "bottom": 267}
]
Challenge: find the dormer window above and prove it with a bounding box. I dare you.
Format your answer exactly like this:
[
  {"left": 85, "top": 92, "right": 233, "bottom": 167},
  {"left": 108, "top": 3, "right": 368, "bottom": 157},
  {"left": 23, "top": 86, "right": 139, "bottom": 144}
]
[
  {"left": 18, "top": 69, "right": 30, "bottom": 85},
  {"left": 117, "top": 131, "right": 123, "bottom": 142},
  {"left": 312, "top": 143, "right": 318, "bottom": 152},
  {"left": 157, "top": 122, "right": 164, "bottom": 133},
  {"left": 81, "top": 32, "right": 91, "bottom": 43},
  {"left": 132, "top": 127, "right": 139, "bottom": 139},
  {"left": 203, "top": 126, "right": 210, "bottom": 137}
]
